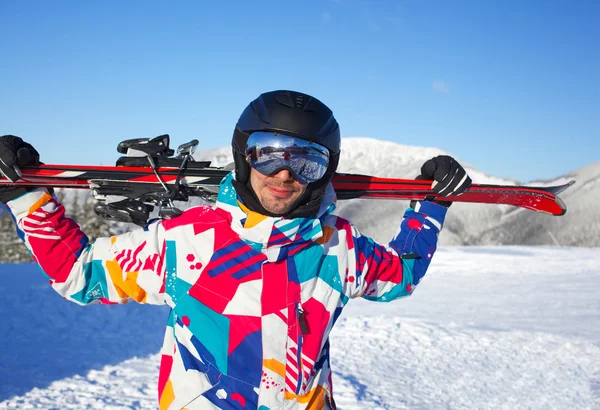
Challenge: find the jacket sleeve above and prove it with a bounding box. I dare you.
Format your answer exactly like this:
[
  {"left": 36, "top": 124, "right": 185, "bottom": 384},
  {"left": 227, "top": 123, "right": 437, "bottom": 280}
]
[
  {"left": 7, "top": 189, "right": 169, "bottom": 306},
  {"left": 345, "top": 200, "right": 448, "bottom": 302}
]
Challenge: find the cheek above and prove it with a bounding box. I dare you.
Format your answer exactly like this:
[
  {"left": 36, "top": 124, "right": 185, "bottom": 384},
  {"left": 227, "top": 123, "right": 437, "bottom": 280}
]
[{"left": 249, "top": 171, "right": 262, "bottom": 193}]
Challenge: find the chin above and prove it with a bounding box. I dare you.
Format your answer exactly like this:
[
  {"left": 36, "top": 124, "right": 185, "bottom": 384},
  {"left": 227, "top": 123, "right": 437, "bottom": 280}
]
[
  {"left": 266, "top": 206, "right": 292, "bottom": 216},
  {"left": 263, "top": 200, "right": 295, "bottom": 216}
]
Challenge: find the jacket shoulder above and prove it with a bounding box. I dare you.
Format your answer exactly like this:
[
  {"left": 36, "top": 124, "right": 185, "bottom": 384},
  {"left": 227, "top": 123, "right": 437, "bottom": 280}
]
[
  {"left": 322, "top": 214, "right": 355, "bottom": 234},
  {"left": 161, "top": 205, "right": 232, "bottom": 231}
]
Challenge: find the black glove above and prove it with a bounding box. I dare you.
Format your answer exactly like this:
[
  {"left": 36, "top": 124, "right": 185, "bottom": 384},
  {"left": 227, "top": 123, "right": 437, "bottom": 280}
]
[
  {"left": 0, "top": 135, "right": 41, "bottom": 203},
  {"left": 415, "top": 155, "right": 472, "bottom": 207}
]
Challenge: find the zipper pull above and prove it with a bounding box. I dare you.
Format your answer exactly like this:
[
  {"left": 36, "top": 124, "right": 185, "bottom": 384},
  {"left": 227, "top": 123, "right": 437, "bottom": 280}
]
[{"left": 297, "top": 303, "right": 310, "bottom": 335}]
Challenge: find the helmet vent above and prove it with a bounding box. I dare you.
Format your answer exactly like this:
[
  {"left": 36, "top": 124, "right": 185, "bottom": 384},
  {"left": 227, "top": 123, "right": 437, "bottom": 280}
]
[
  {"left": 273, "top": 92, "right": 294, "bottom": 108},
  {"left": 295, "top": 95, "right": 304, "bottom": 108}
]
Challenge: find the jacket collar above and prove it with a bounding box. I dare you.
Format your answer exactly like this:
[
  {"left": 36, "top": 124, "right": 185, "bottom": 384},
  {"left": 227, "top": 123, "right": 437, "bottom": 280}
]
[{"left": 215, "top": 172, "right": 336, "bottom": 262}]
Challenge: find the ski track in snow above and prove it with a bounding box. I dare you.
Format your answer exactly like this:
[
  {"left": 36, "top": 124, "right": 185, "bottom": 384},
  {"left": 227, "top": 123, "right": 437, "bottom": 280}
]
[{"left": 1, "top": 247, "right": 599, "bottom": 409}]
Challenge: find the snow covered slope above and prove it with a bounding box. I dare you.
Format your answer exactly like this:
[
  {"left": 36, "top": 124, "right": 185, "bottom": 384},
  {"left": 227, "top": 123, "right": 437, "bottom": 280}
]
[{"left": 1, "top": 247, "right": 599, "bottom": 409}]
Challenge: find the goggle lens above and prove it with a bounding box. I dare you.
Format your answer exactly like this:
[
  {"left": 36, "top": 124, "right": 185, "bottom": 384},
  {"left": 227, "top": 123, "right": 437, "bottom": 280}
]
[{"left": 244, "top": 132, "right": 330, "bottom": 184}]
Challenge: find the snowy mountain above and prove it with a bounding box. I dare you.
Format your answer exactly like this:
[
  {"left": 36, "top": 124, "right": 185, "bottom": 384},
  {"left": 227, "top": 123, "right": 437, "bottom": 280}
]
[{"left": 195, "top": 137, "right": 600, "bottom": 247}]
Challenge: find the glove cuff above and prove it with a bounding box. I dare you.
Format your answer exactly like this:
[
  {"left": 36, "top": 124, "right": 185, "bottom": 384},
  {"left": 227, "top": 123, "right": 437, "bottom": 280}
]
[
  {"left": 0, "top": 186, "right": 33, "bottom": 204},
  {"left": 409, "top": 199, "right": 449, "bottom": 231},
  {"left": 5, "top": 188, "right": 53, "bottom": 215}
]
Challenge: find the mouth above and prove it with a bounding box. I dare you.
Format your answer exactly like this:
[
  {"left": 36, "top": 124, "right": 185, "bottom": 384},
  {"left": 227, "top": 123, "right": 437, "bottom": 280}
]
[{"left": 267, "top": 186, "right": 296, "bottom": 198}]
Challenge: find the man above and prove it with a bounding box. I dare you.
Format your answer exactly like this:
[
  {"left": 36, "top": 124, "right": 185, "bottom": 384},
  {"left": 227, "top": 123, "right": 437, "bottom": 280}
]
[{"left": 0, "top": 90, "right": 471, "bottom": 409}]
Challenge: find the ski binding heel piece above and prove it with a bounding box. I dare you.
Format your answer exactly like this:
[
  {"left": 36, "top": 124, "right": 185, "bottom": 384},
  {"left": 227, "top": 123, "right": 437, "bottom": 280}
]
[
  {"left": 117, "top": 134, "right": 175, "bottom": 157},
  {"left": 176, "top": 139, "right": 199, "bottom": 158},
  {"left": 94, "top": 199, "right": 153, "bottom": 227},
  {"left": 159, "top": 206, "right": 183, "bottom": 220}
]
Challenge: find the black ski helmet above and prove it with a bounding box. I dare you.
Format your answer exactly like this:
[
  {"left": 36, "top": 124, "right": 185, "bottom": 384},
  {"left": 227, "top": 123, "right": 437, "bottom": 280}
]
[{"left": 231, "top": 90, "right": 341, "bottom": 218}]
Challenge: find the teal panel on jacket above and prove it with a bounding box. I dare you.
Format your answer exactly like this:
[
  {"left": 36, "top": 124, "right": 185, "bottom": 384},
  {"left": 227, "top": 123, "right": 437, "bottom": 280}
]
[
  {"left": 70, "top": 260, "right": 109, "bottom": 303},
  {"left": 175, "top": 277, "right": 192, "bottom": 298},
  {"left": 176, "top": 295, "right": 230, "bottom": 375},
  {"left": 216, "top": 173, "right": 238, "bottom": 206},
  {"left": 167, "top": 310, "right": 176, "bottom": 328},
  {"left": 165, "top": 240, "right": 179, "bottom": 302},
  {"left": 318, "top": 254, "right": 343, "bottom": 293},
  {"left": 293, "top": 245, "right": 323, "bottom": 283}
]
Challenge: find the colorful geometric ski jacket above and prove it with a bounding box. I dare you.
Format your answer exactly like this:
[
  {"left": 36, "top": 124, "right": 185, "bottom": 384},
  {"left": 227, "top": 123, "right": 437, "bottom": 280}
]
[{"left": 7, "top": 172, "right": 447, "bottom": 410}]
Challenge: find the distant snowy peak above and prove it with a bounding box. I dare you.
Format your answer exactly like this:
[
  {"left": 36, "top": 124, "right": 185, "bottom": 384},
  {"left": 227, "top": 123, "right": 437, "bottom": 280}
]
[
  {"left": 339, "top": 137, "right": 516, "bottom": 185},
  {"left": 338, "top": 137, "right": 445, "bottom": 178},
  {"left": 194, "top": 146, "right": 232, "bottom": 168},
  {"left": 340, "top": 137, "right": 446, "bottom": 165},
  {"left": 528, "top": 160, "right": 600, "bottom": 188},
  {"left": 194, "top": 137, "right": 515, "bottom": 185}
]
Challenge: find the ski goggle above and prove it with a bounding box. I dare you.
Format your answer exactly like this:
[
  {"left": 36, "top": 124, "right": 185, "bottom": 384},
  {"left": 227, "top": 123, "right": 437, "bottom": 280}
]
[{"left": 244, "top": 132, "right": 330, "bottom": 184}]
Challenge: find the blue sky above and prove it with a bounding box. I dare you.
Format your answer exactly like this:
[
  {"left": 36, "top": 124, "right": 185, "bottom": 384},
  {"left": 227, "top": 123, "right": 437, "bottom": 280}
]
[{"left": 1, "top": 0, "right": 598, "bottom": 182}]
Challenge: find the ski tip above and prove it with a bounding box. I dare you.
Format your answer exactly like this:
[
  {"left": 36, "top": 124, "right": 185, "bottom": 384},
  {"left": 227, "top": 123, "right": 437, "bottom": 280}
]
[
  {"left": 542, "top": 179, "right": 576, "bottom": 196},
  {"left": 556, "top": 179, "right": 576, "bottom": 195}
]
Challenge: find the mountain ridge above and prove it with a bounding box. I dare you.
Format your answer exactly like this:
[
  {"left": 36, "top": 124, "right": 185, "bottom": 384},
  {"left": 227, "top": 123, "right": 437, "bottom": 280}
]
[{"left": 195, "top": 137, "right": 597, "bottom": 247}]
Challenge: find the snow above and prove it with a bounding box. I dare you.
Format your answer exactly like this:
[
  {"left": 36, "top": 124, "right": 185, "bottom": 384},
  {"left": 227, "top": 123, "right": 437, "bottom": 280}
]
[{"left": 1, "top": 246, "right": 599, "bottom": 409}]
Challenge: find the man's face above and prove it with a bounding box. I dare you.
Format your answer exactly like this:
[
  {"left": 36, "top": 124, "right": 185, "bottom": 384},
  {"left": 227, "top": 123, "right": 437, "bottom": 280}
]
[{"left": 249, "top": 168, "right": 307, "bottom": 215}]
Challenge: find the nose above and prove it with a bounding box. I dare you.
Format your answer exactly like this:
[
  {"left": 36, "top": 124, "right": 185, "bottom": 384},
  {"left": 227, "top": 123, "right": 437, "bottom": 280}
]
[{"left": 273, "top": 169, "right": 295, "bottom": 182}]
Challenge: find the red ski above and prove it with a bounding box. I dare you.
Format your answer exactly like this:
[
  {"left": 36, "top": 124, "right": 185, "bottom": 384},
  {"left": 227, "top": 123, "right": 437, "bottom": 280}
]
[
  {"left": 0, "top": 163, "right": 574, "bottom": 216},
  {"left": 0, "top": 134, "right": 574, "bottom": 224}
]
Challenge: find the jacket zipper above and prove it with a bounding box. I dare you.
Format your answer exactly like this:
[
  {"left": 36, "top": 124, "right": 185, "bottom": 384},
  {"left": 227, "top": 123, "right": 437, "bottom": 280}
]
[{"left": 295, "top": 302, "right": 309, "bottom": 394}]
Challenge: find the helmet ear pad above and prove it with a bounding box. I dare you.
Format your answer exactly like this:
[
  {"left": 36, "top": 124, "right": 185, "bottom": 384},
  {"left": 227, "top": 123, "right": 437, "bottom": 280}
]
[{"left": 232, "top": 127, "right": 251, "bottom": 184}]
